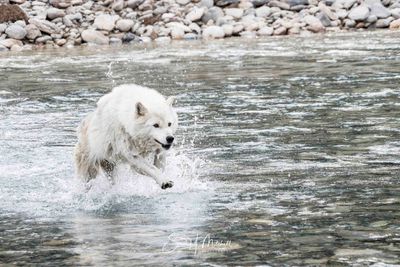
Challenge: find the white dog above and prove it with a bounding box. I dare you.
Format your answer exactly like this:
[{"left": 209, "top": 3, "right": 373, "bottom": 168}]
[{"left": 74, "top": 84, "right": 178, "bottom": 189}]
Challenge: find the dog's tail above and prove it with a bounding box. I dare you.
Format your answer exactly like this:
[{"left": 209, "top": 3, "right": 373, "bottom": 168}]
[{"left": 74, "top": 114, "right": 98, "bottom": 182}]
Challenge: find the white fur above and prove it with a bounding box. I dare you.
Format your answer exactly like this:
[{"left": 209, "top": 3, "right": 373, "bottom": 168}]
[{"left": 74, "top": 84, "right": 178, "bottom": 189}]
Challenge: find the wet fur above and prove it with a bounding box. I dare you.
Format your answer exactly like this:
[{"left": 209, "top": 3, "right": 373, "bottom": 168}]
[{"left": 74, "top": 84, "right": 178, "bottom": 189}]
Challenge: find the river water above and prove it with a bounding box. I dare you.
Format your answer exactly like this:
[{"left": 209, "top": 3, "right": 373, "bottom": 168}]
[{"left": 1, "top": 31, "right": 399, "bottom": 266}]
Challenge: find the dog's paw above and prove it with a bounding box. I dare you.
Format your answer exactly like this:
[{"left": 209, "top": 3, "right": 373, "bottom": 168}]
[{"left": 161, "top": 181, "right": 174, "bottom": 190}]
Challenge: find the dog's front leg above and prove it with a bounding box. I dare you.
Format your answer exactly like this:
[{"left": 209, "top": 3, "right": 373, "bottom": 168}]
[
  {"left": 154, "top": 150, "right": 166, "bottom": 170},
  {"left": 128, "top": 155, "right": 173, "bottom": 189}
]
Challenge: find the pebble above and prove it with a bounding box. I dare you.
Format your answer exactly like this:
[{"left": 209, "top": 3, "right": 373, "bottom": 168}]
[
  {"left": 257, "top": 26, "right": 273, "bottom": 35},
  {"left": 46, "top": 8, "right": 65, "bottom": 20},
  {"left": 0, "top": 38, "right": 23, "bottom": 48},
  {"left": 116, "top": 19, "right": 134, "bottom": 32},
  {"left": 5, "top": 24, "right": 26, "bottom": 39},
  {"left": 203, "top": 25, "right": 225, "bottom": 39},
  {"left": 376, "top": 17, "right": 394, "bottom": 28},
  {"left": 170, "top": 26, "right": 184, "bottom": 39},
  {"left": 94, "top": 14, "right": 115, "bottom": 31},
  {"left": 225, "top": 8, "right": 244, "bottom": 19},
  {"left": 255, "top": 6, "right": 271, "bottom": 18},
  {"left": 348, "top": 5, "right": 370, "bottom": 21},
  {"left": 81, "top": 29, "right": 109, "bottom": 45},
  {"left": 304, "top": 15, "right": 325, "bottom": 32},
  {"left": 29, "top": 18, "right": 59, "bottom": 34},
  {"left": 389, "top": 18, "right": 400, "bottom": 29},
  {"left": 369, "top": 2, "right": 391, "bottom": 19},
  {"left": 0, "top": 0, "right": 399, "bottom": 52},
  {"left": 185, "top": 7, "right": 205, "bottom": 22}
]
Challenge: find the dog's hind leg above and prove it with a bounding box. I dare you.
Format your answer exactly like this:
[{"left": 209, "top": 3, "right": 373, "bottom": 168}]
[{"left": 100, "top": 159, "right": 116, "bottom": 184}]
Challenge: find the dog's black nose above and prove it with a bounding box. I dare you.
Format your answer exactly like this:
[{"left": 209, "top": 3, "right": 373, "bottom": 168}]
[{"left": 166, "top": 136, "right": 174, "bottom": 144}]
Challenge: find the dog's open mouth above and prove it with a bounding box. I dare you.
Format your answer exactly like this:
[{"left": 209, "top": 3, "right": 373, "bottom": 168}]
[{"left": 155, "top": 139, "right": 172, "bottom": 150}]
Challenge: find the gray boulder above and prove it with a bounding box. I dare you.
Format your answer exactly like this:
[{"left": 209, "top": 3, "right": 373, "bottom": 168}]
[
  {"left": 94, "top": 14, "right": 115, "bottom": 31},
  {"left": 202, "top": 7, "right": 224, "bottom": 24},
  {"left": 5, "top": 24, "right": 26, "bottom": 40},
  {"left": 81, "top": 29, "right": 109, "bottom": 45},
  {"left": 46, "top": 8, "right": 65, "bottom": 20},
  {"left": 348, "top": 5, "right": 370, "bottom": 21},
  {"left": 369, "top": 2, "right": 391, "bottom": 18},
  {"left": 25, "top": 24, "right": 41, "bottom": 40},
  {"left": 29, "top": 19, "right": 60, "bottom": 34}
]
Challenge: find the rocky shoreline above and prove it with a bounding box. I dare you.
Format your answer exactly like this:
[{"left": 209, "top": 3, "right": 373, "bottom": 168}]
[{"left": 0, "top": 0, "right": 400, "bottom": 52}]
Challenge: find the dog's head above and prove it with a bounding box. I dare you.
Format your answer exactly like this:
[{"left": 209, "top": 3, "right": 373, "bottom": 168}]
[{"left": 135, "top": 96, "right": 178, "bottom": 150}]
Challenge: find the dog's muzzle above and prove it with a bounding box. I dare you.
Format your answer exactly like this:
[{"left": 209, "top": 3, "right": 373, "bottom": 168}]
[{"left": 155, "top": 139, "right": 172, "bottom": 150}]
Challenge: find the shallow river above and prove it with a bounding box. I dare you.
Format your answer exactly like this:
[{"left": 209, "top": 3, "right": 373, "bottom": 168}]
[{"left": 1, "top": 31, "right": 400, "bottom": 266}]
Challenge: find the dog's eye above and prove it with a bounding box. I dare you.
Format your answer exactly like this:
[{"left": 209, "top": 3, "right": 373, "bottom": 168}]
[
  {"left": 153, "top": 123, "right": 159, "bottom": 128},
  {"left": 168, "top": 122, "right": 172, "bottom": 127}
]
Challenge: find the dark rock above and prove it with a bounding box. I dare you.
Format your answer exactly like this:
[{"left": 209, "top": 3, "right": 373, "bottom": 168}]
[
  {"left": 251, "top": 0, "right": 269, "bottom": 7},
  {"left": 202, "top": 6, "right": 224, "bottom": 24},
  {"left": 0, "top": 4, "right": 28, "bottom": 23},
  {"left": 285, "top": 0, "right": 308, "bottom": 6},
  {"left": 215, "top": 0, "right": 239, "bottom": 7},
  {"left": 317, "top": 12, "right": 331, "bottom": 27},
  {"left": 323, "top": 0, "right": 335, "bottom": 6},
  {"left": 290, "top": 5, "right": 307, "bottom": 11},
  {"left": 122, "top": 32, "right": 139, "bottom": 43}
]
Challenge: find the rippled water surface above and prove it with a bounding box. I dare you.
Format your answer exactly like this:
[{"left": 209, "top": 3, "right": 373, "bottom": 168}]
[{"left": 1, "top": 31, "right": 400, "bottom": 266}]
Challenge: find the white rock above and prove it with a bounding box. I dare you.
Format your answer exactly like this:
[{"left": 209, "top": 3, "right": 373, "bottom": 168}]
[
  {"left": 257, "top": 26, "right": 273, "bottom": 35},
  {"left": 166, "top": 22, "right": 191, "bottom": 32},
  {"left": 369, "top": 2, "right": 391, "bottom": 19},
  {"left": 304, "top": 15, "right": 325, "bottom": 32},
  {"left": 225, "top": 8, "right": 243, "bottom": 19},
  {"left": 222, "top": 24, "right": 233, "bottom": 36},
  {"left": 81, "top": 29, "right": 109, "bottom": 45},
  {"left": 202, "top": 25, "right": 225, "bottom": 39},
  {"left": 25, "top": 24, "right": 41, "bottom": 40},
  {"left": 46, "top": 8, "right": 65, "bottom": 20},
  {"left": 232, "top": 23, "right": 244, "bottom": 34},
  {"left": 200, "top": 0, "right": 213, "bottom": 8},
  {"left": 29, "top": 19, "right": 60, "bottom": 34},
  {"left": 0, "top": 38, "right": 23, "bottom": 48},
  {"left": 176, "top": 0, "right": 190, "bottom": 5},
  {"left": 112, "top": 0, "right": 124, "bottom": 11},
  {"left": 185, "top": 7, "right": 205, "bottom": 22},
  {"left": 5, "top": 24, "right": 27, "bottom": 40},
  {"left": 255, "top": 6, "right": 271, "bottom": 18},
  {"left": 333, "top": 0, "right": 356, "bottom": 9},
  {"left": 348, "top": 5, "right": 370, "bottom": 21},
  {"left": 94, "top": 14, "right": 115, "bottom": 31},
  {"left": 0, "top": 24, "right": 7, "bottom": 34},
  {"left": 391, "top": 8, "right": 400, "bottom": 19},
  {"left": 170, "top": 27, "right": 185, "bottom": 39},
  {"left": 10, "top": 44, "right": 23, "bottom": 52},
  {"left": 116, "top": 19, "right": 134, "bottom": 32}
]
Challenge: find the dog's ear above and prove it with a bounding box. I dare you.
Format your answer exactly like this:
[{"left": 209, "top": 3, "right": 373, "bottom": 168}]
[
  {"left": 136, "top": 102, "right": 147, "bottom": 116},
  {"left": 166, "top": 96, "right": 176, "bottom": 107}
]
